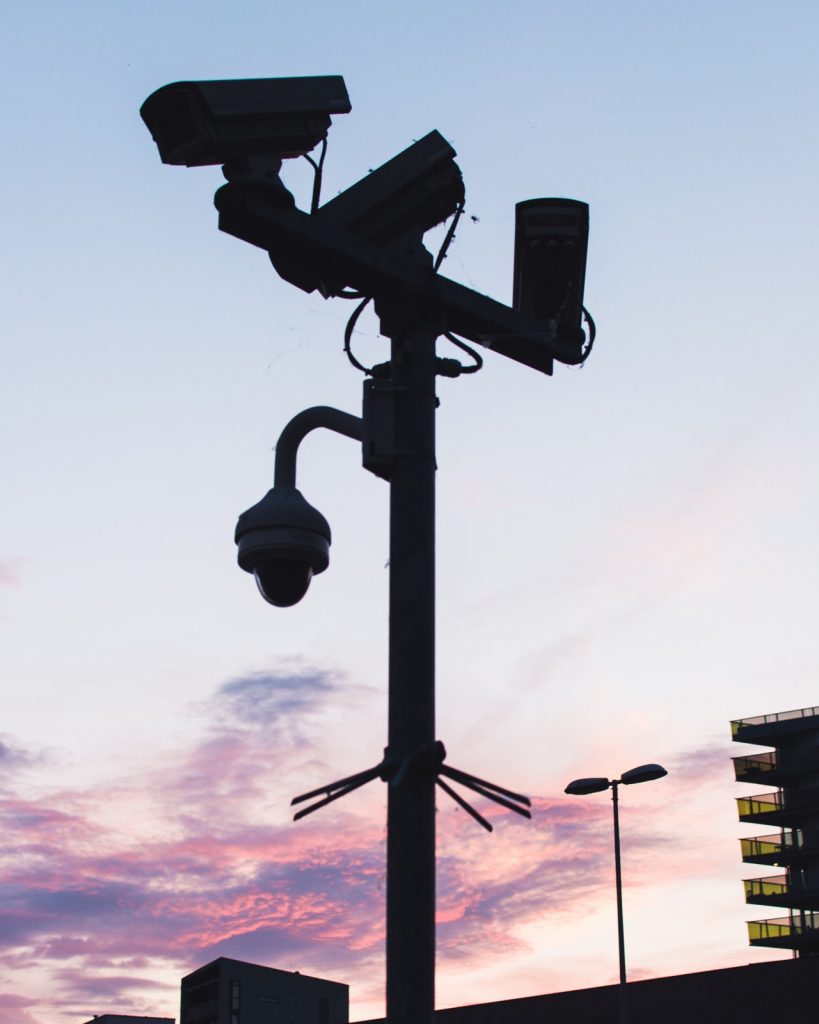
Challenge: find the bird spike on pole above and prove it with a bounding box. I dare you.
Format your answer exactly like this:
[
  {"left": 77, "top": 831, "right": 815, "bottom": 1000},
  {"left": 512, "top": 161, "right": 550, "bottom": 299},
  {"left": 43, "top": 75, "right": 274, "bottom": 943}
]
[{"left": 291, "top": 740, "right": 531, "bottom": 832}]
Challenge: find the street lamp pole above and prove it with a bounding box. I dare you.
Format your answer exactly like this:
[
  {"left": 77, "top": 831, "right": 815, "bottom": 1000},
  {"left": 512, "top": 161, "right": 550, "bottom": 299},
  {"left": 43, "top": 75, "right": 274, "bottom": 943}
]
[
  {"left": 611, "top": 779, "right": 628, "bottom": 1024},
  {"left": 565, "top": 763, "right": 668, "bottom": 1024}
]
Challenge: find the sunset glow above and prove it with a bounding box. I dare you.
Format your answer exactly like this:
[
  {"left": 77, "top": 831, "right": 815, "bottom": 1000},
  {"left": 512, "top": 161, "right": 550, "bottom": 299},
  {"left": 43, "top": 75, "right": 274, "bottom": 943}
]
[{"left": 3, "top": 2, "right": 817, "bottom": 1021}]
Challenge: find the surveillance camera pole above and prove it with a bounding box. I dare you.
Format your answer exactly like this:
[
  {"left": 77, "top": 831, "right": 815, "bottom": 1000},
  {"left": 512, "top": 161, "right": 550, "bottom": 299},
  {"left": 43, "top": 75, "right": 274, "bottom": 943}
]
[
  {"left": 379, "top": 307, "right": 438, "bottom": 1024},
  {"left": 267, "top": 308, "right": 439, "bottom": 1023},
  {"left": 143, "top": 77, "right": 592, "bottom": 1024},
  {"left": 211, "top": 152, "right": 584, "bottom": 1024},
  {"left": 262, "top": 302, "right": 533, "bottom": 1024}
]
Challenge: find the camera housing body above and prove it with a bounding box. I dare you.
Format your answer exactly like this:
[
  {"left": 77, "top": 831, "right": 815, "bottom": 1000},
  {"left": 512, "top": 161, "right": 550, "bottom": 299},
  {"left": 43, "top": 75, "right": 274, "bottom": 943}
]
[
  {"left": 513, "top": 199, "right": 589, "bottom": 341},
  {"left": 267, "top": 130, "right": 464, "bottom": 297},
  {"left": 140, "top": 76, "right": 351, "bottom": 166},
  {"left": 235, "top": 486, "right": 331, "bottom": 607},
  {"left": 318, "top": 130, "right": 463, "bottom": 248}
]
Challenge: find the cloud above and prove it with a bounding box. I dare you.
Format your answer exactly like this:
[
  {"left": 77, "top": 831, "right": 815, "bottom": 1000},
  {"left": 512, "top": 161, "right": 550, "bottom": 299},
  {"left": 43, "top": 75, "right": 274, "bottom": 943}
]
[
  {"left": 0, "top": 665, "right": 692, "bottom": 1024},
  {"left": 435, "top": 795, "right": 655, "bottom": 960},
  {"left": 0, "top": 737, "right": 38, "bottom": 779},
  {"left": 0, "top": 993, "right": 41, "bottom": 1024},
  {"left": 214, "top": 670, "right": 340, "bottom": 728},
  {"left": 52, "top": 968, "right": 175, "bottom": 999},
  {"left": 0, "top": 561, "right": 23, "bottom": 587},
  {"left": 0, "top": 666, "right": 388, "bottom": 1018},
  {"left": 665, "top": 741, "right": 735, "bottom": 787}
]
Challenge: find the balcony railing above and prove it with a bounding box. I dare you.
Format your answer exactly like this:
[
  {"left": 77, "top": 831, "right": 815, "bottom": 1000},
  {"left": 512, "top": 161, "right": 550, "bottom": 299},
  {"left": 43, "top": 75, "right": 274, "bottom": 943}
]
[
  {"left": 748, "top": 911, "right": 819, "bottom": 944},
  {"left": 743, "top": 869, "right": 819, "bottom": 911},
  {"left": 734, "top": 751, "right": 778, "bottom": 780},
  {"left": 741, "top": 831, "right": 804, "bottom": 862},
  {"left": 737, "top": 788, "right": 819, "bottom": 823},
  {"left": 744, "top": 874, "right": 788, "bottom": 901},
  {"left": 737, "top": 792, "right": 784, "bottom": 817},
  {"left": 735, "top": 749, "right": 819, "bottom": 783},
  {"left": 732, "top": 706, "right": 819, "bottom": 737}
]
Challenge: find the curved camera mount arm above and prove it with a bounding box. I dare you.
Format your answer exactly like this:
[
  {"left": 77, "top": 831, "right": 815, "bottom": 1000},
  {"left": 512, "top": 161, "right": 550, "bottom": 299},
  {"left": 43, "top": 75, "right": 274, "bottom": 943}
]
[
  {"left": 274, "top": 405, "right": 363, "bottom": 488},
  {"left": 235, "top": 406, "right": 363, "bottom": 608}
]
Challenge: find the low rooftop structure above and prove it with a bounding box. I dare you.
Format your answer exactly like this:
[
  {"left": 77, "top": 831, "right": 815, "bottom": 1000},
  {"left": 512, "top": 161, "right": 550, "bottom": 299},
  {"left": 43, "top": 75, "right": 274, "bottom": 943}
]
[
  {"left": 355, "top": 958, "right": 816, "bottom": 1024},
  {"left": 82, "top": 1017, "right": 173, "bottom": 1024}
]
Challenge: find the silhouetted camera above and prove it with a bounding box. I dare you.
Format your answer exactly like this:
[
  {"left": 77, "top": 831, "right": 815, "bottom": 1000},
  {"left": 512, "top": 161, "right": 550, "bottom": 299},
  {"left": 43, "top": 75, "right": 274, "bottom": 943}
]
[
  {"left": 318, "top": 130, "right": 463, "bottom": 247},
  {"left": 140, "top": 76, "right": 351, "bottom": 167},
  {"left": 268, "top": 130, "right": 465, "bottom": 296},
  {"left": 235, "top": 486, "right": 331, "bottom": 607},
  {"left": 513, "top": 199, "right": 589, "bottom": 344}
]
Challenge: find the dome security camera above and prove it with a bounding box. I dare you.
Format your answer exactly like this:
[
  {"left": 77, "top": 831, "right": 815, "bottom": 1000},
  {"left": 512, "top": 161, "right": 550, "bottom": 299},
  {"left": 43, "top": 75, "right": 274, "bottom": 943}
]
[{"left": 235, "top": 486, "right": 331, "bottom": 607}]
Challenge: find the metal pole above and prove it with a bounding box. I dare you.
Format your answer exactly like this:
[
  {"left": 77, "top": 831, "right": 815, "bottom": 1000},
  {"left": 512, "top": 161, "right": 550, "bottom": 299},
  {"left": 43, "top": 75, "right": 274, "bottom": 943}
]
[
  {"left": 385, "top": 316, "right": 437, "bottom": 1024},
  {"left": 612, "top": 780, "right": 629, "bottom": 1024}
]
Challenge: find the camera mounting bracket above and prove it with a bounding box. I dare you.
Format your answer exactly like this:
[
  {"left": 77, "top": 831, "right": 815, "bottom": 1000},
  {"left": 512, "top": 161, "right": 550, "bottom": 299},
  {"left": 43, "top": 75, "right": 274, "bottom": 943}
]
[{"left": 215, "top": 180, "right": 587, "bottom": 374}]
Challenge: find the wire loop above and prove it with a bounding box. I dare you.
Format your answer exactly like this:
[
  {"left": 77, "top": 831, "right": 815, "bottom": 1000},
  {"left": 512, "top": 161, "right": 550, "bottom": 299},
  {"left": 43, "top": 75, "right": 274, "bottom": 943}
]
[{"left": 344, "top": 296, "right": 374, "bottom": 374}]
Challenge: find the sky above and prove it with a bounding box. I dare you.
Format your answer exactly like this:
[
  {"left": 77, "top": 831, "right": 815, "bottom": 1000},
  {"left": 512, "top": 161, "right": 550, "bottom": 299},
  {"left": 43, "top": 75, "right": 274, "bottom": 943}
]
[{"left": 2, "top": 0, "right": 819, "bottom": 1020}]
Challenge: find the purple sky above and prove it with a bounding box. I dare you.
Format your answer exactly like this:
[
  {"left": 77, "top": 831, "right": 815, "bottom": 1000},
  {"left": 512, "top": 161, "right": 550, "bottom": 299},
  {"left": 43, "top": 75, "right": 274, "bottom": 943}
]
[
  {"left": 0, "top": 668, "right": 776, "bottom": 1020},
  {"left": 3, "top": 1, "right": 817, "bottom": 1021}
]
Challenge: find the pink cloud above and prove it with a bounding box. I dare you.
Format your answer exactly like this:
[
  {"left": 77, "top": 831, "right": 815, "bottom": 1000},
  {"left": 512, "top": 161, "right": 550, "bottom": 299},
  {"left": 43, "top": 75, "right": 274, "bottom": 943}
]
[
  {"left": 0, "top": 736, "right": 42, "bottom": 783},
  {"left": 0, "top": 993, "right": 41, "bottom": 1024},
  {"left": 0, "top": 561, "right": 23, "bottom": 587},
  {"left": 665, "top": 741, "right": 734, "bottom": 786},
  {"left": 0, "top": 670, "right": 713, "bottom": 1023}
]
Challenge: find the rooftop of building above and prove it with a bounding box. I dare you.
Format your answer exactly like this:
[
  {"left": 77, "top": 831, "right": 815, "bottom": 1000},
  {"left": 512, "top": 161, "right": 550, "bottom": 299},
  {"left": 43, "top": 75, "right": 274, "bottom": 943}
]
[
  {"left": 355, "top": 958, "right": 818, "bottom": 1024},
  {"left": 82, "top": 1017, "right": 174, "bottom": 1024},
  {"left": 732, "top": 704, "right": 819, "bottom": 745}
]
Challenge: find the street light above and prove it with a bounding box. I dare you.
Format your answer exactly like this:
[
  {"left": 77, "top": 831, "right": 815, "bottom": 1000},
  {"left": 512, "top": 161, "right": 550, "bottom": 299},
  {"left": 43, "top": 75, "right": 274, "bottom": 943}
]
[{"left": 565, "top": 763, "right": 668, "bottom": 1024}]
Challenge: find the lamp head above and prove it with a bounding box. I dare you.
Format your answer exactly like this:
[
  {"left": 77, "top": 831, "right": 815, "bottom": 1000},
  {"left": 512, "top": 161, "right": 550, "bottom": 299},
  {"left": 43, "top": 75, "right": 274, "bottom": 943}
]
[
  {"left": 564, "top": 777, "right": 611, "bottom": 796},
  {"left": 620, "top": 763, "right": 668, "bottom": 786},
  {"left": 235, "top": 486, "right": 331, "bottom": 607}
]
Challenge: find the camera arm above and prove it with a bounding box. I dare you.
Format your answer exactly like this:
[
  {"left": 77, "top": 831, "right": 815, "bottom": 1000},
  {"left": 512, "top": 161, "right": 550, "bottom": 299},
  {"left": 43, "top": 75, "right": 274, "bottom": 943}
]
[
  {"left": 235, "top": 406, "right": 362, "bottom": 608},
  {"left": 274, "top": 405, "right": 363, "bottom": 488}
]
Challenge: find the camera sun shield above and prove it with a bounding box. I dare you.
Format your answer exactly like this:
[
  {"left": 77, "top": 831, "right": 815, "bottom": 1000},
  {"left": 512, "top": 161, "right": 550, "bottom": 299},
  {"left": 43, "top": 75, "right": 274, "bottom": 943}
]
[
  {"left": 300, "top": 130, "right": 464, "bottom": 296},
  {"left": 513, "top": 199, "right": 589, "bottom": 336},
  {"left": 140, "top": 76, "right": 351, "bottom": 166},
  {"left": 317, "top": 130, "right": 464, "bottom": 246}
]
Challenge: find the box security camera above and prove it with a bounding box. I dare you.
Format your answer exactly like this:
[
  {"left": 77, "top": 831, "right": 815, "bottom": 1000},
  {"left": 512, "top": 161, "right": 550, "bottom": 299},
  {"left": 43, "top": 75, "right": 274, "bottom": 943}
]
[
  {"left": 513, "top": 199, "right": 589, "bottom": 337},
  {"left": 317, "top": 130, "right": 464, "bottom": 246},
  {"left": 267, "top": 130, "right": 464, "bottom": 296},
  {"left": 140, "top": 76, "right": 351, "bottom": 167}
]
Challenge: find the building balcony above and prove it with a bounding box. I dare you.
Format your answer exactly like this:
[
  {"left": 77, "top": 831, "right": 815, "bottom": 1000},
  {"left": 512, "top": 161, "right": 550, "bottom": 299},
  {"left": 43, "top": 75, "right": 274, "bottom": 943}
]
[
  {"left": 740, "top": 831, "right": 813, "bottom": 867},
  {"left": 747, "top": 911, "right": 819, "bottom": 951},
  {"left": 744, "top": 873, "right": 819, "bottom": 911},
  {"left": 734, "top": 749, "right": 819, "bottom": 786},
  {"left": 737, "top": 789, "right": 819, "bottom": 827},
  {"left": 732, "top": 705, "right": 819, "bottom": 747},
  {"left": 733, "top": 751, "right": 778, "bottom": 784}
]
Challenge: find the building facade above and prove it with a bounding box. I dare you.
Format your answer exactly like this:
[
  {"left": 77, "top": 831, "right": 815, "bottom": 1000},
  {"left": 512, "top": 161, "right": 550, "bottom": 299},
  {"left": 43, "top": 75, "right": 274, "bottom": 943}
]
[
  {"left": 733, "top": 703, "right": 819, "bottom": 953},
  {"left": 180, "top": 958, "right": 348, "bottom": 1024}
]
